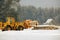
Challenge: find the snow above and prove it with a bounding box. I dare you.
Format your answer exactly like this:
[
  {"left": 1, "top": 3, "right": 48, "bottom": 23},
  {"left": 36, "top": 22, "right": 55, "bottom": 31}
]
[
  {"left": 45, "top": 19, "right": 53, "bottom": 23},
  {"left": 0, "top": 30, "right": 60, "bottom": 40}
]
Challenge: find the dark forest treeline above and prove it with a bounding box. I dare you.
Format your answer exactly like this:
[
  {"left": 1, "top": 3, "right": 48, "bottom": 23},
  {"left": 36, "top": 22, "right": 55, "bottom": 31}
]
[
  {"left": 0, "top": 0, "right": 20, "bottom": 22},
  {"left": 0, "top": 0, "right": 60, "bottom": 25},
  {"left": 20, "top": 6, "right": 60, "bottom": 25}
]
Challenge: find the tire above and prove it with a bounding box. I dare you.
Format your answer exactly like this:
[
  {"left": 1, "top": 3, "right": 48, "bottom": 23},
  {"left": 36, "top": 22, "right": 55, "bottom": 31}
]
[
  {"left": 2, "top": 25, "right": 12, "bottom": 31},
  {"left": 17, "top": 25, "right": 24, "bottom": 30}
]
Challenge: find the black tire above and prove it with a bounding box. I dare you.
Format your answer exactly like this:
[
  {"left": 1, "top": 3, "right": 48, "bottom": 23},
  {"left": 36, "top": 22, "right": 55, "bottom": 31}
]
[
  {"left": 2, "top": 25, "right": 12, "bottom": 31},
  {"left": 17, "top": 25, "right": 24, "bottom": 30}
]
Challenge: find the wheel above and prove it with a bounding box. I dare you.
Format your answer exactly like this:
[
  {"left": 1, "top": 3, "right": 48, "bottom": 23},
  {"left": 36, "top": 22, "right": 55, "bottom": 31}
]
[
  {"left": 2, "top": 25, "right": 12, "bottom": 31},
  {"left": 17, "top": 25, "right": 24, "bottom": 30}
]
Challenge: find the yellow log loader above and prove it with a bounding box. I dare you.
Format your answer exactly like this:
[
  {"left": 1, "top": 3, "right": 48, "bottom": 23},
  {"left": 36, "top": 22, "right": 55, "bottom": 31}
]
[{"left": 0, "top": 17, "right": 33, "bottom": 31}]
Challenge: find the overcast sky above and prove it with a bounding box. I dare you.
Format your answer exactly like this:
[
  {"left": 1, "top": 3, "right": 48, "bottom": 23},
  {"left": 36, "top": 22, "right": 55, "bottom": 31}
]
[{"left": 20, "top": 0, "right": 60, "bottom": 8}]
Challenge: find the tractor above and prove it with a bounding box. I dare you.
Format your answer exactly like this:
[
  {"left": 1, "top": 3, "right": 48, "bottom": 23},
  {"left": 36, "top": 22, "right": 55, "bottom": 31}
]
[{"left": 0, "top": 17, "right": 39, "bottom": 31}]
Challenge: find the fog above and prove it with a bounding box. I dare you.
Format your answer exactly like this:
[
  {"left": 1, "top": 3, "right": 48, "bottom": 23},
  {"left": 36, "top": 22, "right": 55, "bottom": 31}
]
[{"left": 20, "top": 0, "right": 60, "bottom": 8}]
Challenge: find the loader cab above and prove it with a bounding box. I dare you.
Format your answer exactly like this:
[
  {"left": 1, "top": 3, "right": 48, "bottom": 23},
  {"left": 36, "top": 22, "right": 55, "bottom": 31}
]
[{"left": 6, "top": 17, "right": 15, "bottom": 24}]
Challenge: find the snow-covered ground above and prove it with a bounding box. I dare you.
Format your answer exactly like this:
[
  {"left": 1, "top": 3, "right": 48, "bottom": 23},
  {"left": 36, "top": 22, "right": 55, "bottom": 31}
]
[{"left": 0, "top": 30, "right": 60, "bottom": 40}]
